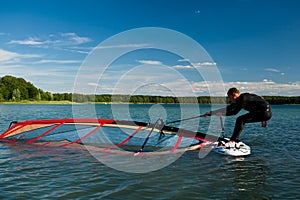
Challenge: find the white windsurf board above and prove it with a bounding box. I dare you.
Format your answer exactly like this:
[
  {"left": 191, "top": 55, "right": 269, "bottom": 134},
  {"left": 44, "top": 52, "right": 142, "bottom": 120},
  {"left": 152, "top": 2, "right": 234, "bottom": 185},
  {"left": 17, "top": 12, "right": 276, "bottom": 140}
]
[{"left": 213, "top": 138, "right": 251, "bottom": 156}]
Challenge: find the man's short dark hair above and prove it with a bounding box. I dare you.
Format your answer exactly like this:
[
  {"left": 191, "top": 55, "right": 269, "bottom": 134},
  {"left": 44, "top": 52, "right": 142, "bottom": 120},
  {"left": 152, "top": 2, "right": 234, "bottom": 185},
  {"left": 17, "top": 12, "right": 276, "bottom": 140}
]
[{"left": 227, "top": 87, "right": 240, "bottom": 96}]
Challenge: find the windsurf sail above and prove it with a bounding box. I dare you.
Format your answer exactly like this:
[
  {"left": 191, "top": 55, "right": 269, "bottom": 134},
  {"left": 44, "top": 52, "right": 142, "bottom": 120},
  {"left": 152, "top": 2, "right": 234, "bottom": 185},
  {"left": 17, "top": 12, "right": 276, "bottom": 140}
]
[{"left": 0, "top": 118, "right": 220, "bottom": 156}]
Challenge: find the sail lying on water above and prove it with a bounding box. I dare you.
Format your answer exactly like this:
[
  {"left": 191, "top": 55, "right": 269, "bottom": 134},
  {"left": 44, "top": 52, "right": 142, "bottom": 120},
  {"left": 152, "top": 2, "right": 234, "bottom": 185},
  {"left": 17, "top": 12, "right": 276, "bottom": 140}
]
[{"left": 0, "top": 118, "right": 219, "bottom": 155}]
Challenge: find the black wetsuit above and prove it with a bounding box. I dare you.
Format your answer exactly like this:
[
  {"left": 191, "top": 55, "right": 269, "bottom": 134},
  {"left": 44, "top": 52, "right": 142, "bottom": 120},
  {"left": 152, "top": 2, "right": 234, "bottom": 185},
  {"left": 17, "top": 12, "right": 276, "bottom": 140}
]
[{"left": 213, "top": 93, "right": 272, "bottom": 141}]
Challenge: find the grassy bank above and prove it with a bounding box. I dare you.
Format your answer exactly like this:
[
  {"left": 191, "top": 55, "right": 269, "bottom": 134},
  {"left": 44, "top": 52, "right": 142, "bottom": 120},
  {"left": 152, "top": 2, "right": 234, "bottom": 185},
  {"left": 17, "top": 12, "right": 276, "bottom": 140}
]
[{"left": 0, "top": 100, "right": 74, "bottom": 104}]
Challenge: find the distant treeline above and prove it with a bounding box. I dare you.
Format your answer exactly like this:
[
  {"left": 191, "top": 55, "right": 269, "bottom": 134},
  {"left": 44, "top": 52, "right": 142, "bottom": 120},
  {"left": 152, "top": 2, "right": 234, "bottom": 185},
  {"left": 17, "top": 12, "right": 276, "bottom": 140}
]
[
  {"left": 262, "top": 96, "right": 300, "bottom": 105},
  {"left": 0, "top": 75, "right": 299, "bottom": 104},
  {"left": 49, "top": 94, "right": 300, "bottom": 104},
  {"left": 70, "top": 94, "right": 227, "bottom": 104}
]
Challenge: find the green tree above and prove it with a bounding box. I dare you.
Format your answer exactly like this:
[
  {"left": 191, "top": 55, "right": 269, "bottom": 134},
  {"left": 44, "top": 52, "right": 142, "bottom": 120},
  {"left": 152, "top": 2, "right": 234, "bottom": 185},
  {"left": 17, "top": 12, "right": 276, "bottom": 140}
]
[{"left": 12, "top": 88, "right": 21, "bottom": 101}]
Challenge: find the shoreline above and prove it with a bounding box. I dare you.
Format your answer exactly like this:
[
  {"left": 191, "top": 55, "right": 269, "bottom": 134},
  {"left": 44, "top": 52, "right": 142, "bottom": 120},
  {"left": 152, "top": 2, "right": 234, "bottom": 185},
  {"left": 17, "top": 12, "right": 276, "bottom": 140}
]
[
  {"left": 0, "top": 100, "right": 76, "bottom": 105},
  {"left": 0, "top": 100, "right": 299, "bottom": 105}
]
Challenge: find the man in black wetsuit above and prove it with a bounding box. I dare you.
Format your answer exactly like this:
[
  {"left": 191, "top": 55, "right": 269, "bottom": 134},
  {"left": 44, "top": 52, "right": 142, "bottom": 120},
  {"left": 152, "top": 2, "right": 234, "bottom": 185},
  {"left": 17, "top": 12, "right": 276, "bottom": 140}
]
[{"left": 204, "top": 88, "right": 272, "bottom": 147}]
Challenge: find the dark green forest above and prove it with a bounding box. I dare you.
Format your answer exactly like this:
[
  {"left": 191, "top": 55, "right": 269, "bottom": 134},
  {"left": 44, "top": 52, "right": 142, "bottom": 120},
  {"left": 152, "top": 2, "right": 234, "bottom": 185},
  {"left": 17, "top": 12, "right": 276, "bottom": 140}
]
[{"left": 0, "top": 75, "right": 299, "bottom": 104}]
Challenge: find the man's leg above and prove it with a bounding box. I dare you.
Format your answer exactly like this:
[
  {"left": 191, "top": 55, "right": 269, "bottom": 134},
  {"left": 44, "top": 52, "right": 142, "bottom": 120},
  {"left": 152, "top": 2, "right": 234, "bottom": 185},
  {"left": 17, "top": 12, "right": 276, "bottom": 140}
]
[
  {"left": 230, "top": 115, "right": 247, "bottom": 141},
  {"left": 230, "top": 112, "right": 265, "bottom": 141}
]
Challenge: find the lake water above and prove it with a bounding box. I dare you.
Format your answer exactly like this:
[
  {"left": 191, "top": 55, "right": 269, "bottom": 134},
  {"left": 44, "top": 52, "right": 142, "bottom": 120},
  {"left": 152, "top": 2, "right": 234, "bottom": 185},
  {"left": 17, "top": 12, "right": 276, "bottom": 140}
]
[{"left": 0, "top": 104, "right": 299, "bottom": 199}]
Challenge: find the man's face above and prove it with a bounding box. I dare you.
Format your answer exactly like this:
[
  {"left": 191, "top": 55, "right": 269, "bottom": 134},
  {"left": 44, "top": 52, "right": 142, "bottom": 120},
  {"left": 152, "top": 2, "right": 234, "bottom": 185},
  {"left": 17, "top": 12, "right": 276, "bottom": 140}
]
[{"left": 228, "top": 93, "right": 238, "bottom": 103}]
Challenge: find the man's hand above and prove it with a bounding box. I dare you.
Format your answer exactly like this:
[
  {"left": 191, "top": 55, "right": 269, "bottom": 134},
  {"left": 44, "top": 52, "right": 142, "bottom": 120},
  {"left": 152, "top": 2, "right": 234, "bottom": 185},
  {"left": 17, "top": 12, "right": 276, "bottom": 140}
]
[
  {"left": 204, "top": 112, "right": 212, "bottom": 117},
  {"left": 204, "top": 111, "right": 223, "bottom": 117}
]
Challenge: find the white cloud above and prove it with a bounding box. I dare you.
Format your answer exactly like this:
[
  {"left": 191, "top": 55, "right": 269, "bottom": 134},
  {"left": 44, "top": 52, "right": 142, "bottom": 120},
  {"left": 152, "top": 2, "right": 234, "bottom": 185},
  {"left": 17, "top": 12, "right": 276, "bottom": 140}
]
[
  {"left": 136, "top": 60, "right": 162, "bottom": 65},
  {"left": 0, "top": 64, "right": 78, "bottom": 93},
  {"left": 262, "top": 79, "right": 274, "bottom": 83},
  {"left": 87, "top": 83, "right": 99, "bottom": 87},
  {"left": 7, "top": 33, "right": 92, "bottom": 48},
  {"left": 172, "top": 65, "right": 193, "bottom": 69},
  {"left": 65, "top": 46, "right": 91, "bottom": 54},
  {"left": 32, "top": 59, "right": 82, "bottom": 64},
  {"left": 265, "top": 68, "right": 280, "bottom": 73},
  {"left": 0, "top": 49, "right": 41, "bottom": 64},
  {"left": 8, "top": 37, "right": 43, "bottom": 45},
  {"left": 172, "top": 61, "right": 216, "bottom": 69},
  {"left": 2, "top": 59, "right": 298, "bottom": 95},
  {"left": 96, "top": 79, "right": 299, "bottom": 96},
  {"left": 193, "top": 61, "right": 217, "bottom": 67},
  {"left": 5, "top": 33, "right": 94, "bottom": 56},
  {"left": 0, "top": 64, "right": 77, "bottom": 77},
  {"left": 178, "top": 58, "right": 190, "bottom": 62},
  {"left": 264, "top": 68, "right": 285, "bottom": 76},
  {"left": 61, "top": 32, "right": 91, "bottom": 44},
  {"left": 192, "top": 81, "right": 300, "bottom": 96},
  {"left": 94, "top": 43, "right": 150, "bottom": 49}
]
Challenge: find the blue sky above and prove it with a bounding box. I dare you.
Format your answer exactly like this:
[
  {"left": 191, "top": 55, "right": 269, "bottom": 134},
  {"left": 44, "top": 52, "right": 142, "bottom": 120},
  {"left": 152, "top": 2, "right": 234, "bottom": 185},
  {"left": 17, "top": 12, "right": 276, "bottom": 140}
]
[{"left": 0, "top": 0, "right": 299, "bottom": 96}]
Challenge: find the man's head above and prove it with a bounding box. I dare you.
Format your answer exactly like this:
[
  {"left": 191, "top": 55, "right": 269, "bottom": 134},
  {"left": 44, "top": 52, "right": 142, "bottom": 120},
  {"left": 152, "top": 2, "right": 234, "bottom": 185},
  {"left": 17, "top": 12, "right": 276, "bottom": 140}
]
[{"left": 227, "top": 87, "right": 240, "bottom": 103}]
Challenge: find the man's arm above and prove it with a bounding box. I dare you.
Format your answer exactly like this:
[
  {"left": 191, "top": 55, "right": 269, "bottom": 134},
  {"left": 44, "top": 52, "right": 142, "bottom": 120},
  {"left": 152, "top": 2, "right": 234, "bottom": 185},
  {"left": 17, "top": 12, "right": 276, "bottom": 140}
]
[
  {"left": 204, "top": 107, "right": 226, "bottom": 117},
  {"left": 204, "top": 103, "right": 242, "bottom": 117}
]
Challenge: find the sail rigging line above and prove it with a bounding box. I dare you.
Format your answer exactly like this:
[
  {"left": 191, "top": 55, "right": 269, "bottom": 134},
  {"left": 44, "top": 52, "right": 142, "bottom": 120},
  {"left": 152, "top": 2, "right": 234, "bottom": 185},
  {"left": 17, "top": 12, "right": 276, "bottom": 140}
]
[
  {"left": 156, "top": 133, "right": 174, "bottom": 146},
  {"left": 135, "top": 119, "right": 164, "bottom": 155},
  {"left": 44, "top": 125, "right": 97, "bottom": 137},
  {"left": 0, "top": 124, "right": 26, "bottom": 139},
  {"left": 25, "top": 123, "right": 64, "bottom": 144},
  {"left": 59, "top": 122, "right": 104, "bottom": 147},
  {"left": 104, "top": 125, "right": 144, "bottom": 151},
  {"left": 219, "top": 116, "right": 225, "bottom": 138},
  {"left": 170, "top": 133, "right": 183, "bottom": 153},
  {"left": 1, "top": 134, "right": 26, "bottom": 143},
  {"left": 166, "top": 114, "right": 206, "bottom": 124},
  {"left": 0, "top": 118, "right": 116, "bottom": 138}
]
